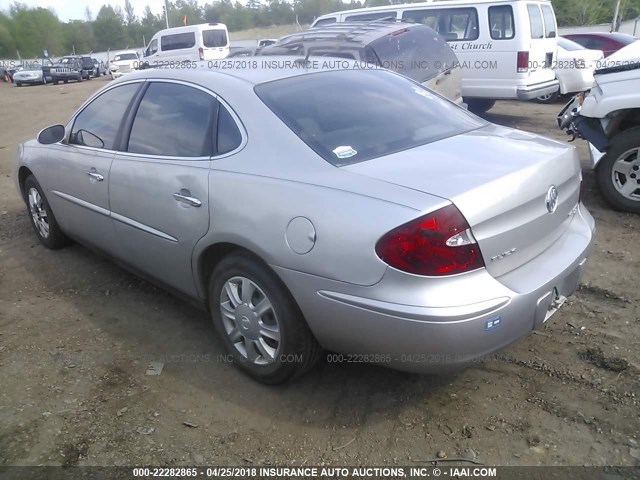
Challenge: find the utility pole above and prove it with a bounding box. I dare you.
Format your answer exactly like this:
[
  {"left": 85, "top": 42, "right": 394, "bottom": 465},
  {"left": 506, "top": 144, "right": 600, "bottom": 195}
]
[
  {"left": 612, "top": 0, "right": 621, "bottom": 32},
  {"left": 164, "top": 0, "right": 170, "bottom": 28}
]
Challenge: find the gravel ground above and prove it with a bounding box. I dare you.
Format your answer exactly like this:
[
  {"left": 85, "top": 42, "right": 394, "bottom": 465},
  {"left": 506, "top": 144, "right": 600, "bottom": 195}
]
[{"left": 0, "top": 78, "right": 638, "bottom": 468}]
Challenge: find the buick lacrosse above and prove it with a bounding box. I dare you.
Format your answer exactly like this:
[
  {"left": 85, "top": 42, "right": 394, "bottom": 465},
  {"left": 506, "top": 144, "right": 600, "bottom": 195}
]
[{"left": 14, "top": 61, "right": 595, "bottom": 383}]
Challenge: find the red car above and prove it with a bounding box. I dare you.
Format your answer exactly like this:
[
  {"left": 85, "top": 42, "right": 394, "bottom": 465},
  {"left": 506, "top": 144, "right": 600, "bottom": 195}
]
[{"left": 563, "top": 32, "right": 637, "bottom": 57}]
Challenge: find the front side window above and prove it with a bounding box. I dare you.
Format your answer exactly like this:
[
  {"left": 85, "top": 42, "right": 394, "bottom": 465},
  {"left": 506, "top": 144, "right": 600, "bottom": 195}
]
[
  {"left": 70, "top": 83, "right": 140, "bottom": 150},
  {"left": 255, "top": 70, "right": 484, "bottom": 166},
  {"left": 127, "top": 82, "right": 216, "bottom": 157},
  {"left": 313, "top": 18, "right": 337, "bottom": 27},
  {"left": 161, "top": 32, "right": 196, "bottom": 51},
  {"left": 203, "top": 29, "right": 228, "bottom": 47},
  {"left": 488, "top": 5, "right": 514, "bottom": 40},
  {"left": 527, "top": 4, "right": 544, "bottom": 39},
  {"left": 541, "top": 4, "right": 556, "bottom": 38},
  {"left": 402, "top": 8, "right": 479, "bottom": 41},
  {"left": 145, "top": 39, "right": 158, "bottom": 57}
]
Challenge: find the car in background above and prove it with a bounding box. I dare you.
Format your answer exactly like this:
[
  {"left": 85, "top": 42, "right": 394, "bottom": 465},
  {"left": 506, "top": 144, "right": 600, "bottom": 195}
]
[
  {"left": 15, "top": 61, "right": 594, "bottom": 383},
  {"left": 50, "top": 56, "right": 86, "bottom": 84},
  {"left": 235, "top": 21, "right": 463, "bottom": 106},
  {"left": 563, "top": 32, "right": 637, "bottom": 57},
  {"left": 258, "top": 38, "right": 277, "bottom": 47},
  {"left": 142, "top": 23, "right": 230, "bottom": 65},
  {"left": 12, "top": 60, "right": 54, "bottom": 86},
  {"left": 536, "top": 37, "right": 604, "bottom": 103},
  {"left": 92, "top": 58, "right": 107, "bottom": 77},
  {"left": 109, "top": 51, "right": 140, "bottom": 79},
  {"left": 558, "top": 40, "right": 640, "bottom": 212}
]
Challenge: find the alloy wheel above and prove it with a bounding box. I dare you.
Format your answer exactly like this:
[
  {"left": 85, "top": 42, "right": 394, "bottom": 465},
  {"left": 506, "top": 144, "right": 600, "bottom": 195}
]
[
  {"left": 611, "top": 147, "right": 640, "bottom": 201},
  {"left": 219, "top": 276, "right": 281, "bottom": 365},
  {"left": 28, "top": 187, "right": 50, "bottom": 239}
]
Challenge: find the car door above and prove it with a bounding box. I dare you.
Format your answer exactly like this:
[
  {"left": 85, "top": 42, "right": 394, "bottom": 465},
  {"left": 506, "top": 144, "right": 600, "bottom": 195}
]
[
  {"left": 45, "top": 81, "right": 142, "bottom": 253},
  {"left": 109, "top": 80, "right": 216, "bottom": 297}
]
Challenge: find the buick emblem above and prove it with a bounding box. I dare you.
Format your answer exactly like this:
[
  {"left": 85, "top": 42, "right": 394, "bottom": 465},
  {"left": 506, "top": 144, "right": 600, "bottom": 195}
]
[{"left": 545, "top": 186, "right": 559, "bottom": 213}]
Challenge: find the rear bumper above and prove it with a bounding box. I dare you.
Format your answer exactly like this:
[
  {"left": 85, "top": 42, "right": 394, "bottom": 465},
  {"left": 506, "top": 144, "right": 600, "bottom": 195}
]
[
  {"left": 274, "top": 205, "right": 595, "bottom": 373},
  {"left": 517, "top": 79, "right": 560, "bottom": 100}
]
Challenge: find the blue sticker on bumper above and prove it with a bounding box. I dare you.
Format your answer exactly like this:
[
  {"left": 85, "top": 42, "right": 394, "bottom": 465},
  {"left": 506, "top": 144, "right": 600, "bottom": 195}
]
[{"left": 485, "top": 316, "right": 502, "bottom": 331}]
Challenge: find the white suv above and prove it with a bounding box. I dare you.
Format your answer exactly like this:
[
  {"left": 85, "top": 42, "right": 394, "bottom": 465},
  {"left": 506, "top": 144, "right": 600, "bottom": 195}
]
[
  {"left": 109, "top": 51, "right": 140, "bottom": 79},
  {"left": 558, "top": 41, "right": 640, "bottom": 212}
]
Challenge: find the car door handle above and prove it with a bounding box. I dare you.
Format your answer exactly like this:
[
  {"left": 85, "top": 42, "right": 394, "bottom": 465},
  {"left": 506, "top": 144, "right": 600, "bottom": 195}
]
[
  {"left": 86, "top": 171, "right": 104, "bottom": 181},
  {"left": 173, "top": 192, "right": 202, "bottom": 207}
]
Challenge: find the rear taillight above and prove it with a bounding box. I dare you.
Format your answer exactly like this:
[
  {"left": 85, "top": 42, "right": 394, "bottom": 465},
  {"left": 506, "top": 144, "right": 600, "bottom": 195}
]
[
  {"left": 375, "top": 205, "right": 484, "bottom": 276},
  {"left": 199, "top": 47, "right": 204, "bottom": 60},
  {"left": 517, "top": 51, "right": 529, "bottom": 73}
]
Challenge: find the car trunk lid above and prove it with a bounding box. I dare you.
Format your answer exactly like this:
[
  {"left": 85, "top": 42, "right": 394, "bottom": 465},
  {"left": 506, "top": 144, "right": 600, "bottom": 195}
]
[{"left": 343, "top": 124, "right": 581, "bottom": 278}]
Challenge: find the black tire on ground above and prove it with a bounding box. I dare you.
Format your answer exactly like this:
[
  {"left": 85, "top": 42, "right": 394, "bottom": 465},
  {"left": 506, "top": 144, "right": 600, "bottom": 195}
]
[
  {"left": 23, "top": 175, "right": 71, "bottom": 249},
  {"left": 209, "top": 252, "right": 322, "bottom": 384},
  {"left": 596, "top": 126, "right": 640, "bottom": 213},
  {"left": 465, "top": 98, "right": 496, "bottom": 114},
  {"left": 16, "top": 82, "right": 22, "bottom": 87},
  {"left": 53, "top": 79, "right": 59, "bottom": 85},
  {"left": 63, "top": 80, "right": 68, "bottom": 84}
]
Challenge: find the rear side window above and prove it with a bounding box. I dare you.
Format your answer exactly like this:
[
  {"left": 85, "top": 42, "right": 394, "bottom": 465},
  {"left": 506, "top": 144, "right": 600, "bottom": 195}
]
[
  {"left": 345, "top": 12, "right": 397, "bottom": 21},
  {"left": 527, "top": 4, "right": 544, "bottom": 39},
  {"left": 255, "top": 70, "right": 484, "bottom": 166},
  {"left": 369, "top": 26, "right": 459, "bottom": 82},
  {"left": 203, "top": 29, "right": 228, "bottom": 47},
  {"left": 488, "top": 5, "right": 514, "bottom": 40},
  {"left": 127, "top": 82, "right": 216, "bottom": 157},
  {"left": 540, "top": 5, "right": 556, "bottom": 38},
  {"left": 161, "top": 32, "right": 196, "bottom": 51},
  {"left": 70, "top": 83, "right": 140, "bottom": 150},
  {"left": 402, "top": 8, "right": 479, "bottom": 41},
  {"left": 217, "top": 105, "right": 242, "bottom": 155}
]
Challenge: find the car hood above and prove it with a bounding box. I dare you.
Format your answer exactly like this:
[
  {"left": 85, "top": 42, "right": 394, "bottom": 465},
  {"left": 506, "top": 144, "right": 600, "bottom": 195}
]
[{"left": 112, "top": 60, "right": 137, "bottom": 66}]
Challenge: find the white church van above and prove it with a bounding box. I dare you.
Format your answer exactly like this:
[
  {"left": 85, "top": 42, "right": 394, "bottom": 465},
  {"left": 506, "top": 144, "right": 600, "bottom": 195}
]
[
  {"left": 312, "top": 0, "right": 559, "bottom": 113},
  {"left": 142, "top": 23, "right": 230, "bottom": 65}
]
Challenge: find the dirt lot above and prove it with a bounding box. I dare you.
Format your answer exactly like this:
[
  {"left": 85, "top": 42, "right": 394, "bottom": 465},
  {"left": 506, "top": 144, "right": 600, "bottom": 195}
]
[{"left": 0, "top": 78, "right": 638, "bottom": 468}]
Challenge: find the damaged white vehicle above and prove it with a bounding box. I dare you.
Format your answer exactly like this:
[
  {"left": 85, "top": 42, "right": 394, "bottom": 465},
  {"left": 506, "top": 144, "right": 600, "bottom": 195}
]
[{"left": 558, "top": 40, "right": 640, "bottom": 212}]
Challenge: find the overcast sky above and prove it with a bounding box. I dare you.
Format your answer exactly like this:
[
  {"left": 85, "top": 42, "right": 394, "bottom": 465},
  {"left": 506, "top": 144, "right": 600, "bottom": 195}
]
[{"left": 0, "top": 0, "right": 167, "bottom": 22}]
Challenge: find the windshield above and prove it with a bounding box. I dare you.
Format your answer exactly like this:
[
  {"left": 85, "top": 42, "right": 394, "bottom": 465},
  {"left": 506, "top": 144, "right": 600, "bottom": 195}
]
[
  {"left": 255, "top": 69, "right": 483, "bottom": 166},
  {"left": 60, "top": 57, "right": 75, "bottom": 64},
  {"left": 114, "top": 53, "right": 137, "bottom": 61},
  {"left": 558, "top": 37, "right": 585, "bottom": 51},
  {"left": 203, "top": 29, "right": 228, "bottom": 47}
]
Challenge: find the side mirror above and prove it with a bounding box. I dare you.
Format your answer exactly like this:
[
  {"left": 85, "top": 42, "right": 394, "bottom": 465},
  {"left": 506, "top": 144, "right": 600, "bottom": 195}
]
[{"left": 37, "top": 125, "right": 65, "bottom": 145}]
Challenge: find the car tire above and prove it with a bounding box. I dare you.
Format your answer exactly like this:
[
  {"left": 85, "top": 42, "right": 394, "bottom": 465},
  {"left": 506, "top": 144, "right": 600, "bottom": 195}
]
[
  {"left": 465, "top": 98, "right": 496, "bottom": 115},
  {"left": 535, "top": 91, "right": 559, "bottom": 104},
  {"left": 23, "top": 175, "right": 70, "bottom": 250},
  {"left": 63, "top": 80, "right": 68, "bottom": 84},
  {"left": 15, "top": 82, "right": 22, "bottom": 87},
  {"left": 596, "top": 127, "right": 640, "bottom": 213},
  {"left": 53, "top": 78, "right": 58, "bottom": 85},
  {"left": 209, "top": 252, "right": 322, "bottom": 384}
]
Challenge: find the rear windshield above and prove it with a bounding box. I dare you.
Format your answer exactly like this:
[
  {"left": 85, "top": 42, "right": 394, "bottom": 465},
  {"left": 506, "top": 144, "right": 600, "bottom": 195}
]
[
  {"left": 558, "top": 37, "right": 584, "bottom": 51},
  {"left": 540, "top": 4, "right": 556, "bottom": 38},
  {"left": 527, "top": 5, "right": 544, "bottom": 39},
  {"left": 369, "top": 26, "right": 459, "bottom": 82},
  {"left": 255, "top": 70, "right": 483, "bottom": 166},
  {"left": 203, "top": 29, "right": 228, "bottom": 47}
]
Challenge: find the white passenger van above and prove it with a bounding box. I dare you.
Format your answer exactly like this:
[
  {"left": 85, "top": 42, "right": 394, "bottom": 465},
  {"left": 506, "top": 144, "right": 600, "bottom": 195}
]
[
  {"left": 143, "top": 23, "right": 230, "bottom": 64},
  {"left": 312, "top": 0, "right": 559, "bottom": 113}
]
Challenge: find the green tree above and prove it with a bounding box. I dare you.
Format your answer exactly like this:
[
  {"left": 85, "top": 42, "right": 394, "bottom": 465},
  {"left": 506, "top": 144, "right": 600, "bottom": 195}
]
[
  {"left": 93, "top": 5, "right": 129, "bottom": 50},
  {"left": 10, "top": 3, "right": 64, "bottom": 57}
]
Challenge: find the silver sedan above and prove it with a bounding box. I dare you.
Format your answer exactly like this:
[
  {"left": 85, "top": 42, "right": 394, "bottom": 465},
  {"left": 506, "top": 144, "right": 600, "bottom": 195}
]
[{"left": 13, "top": 61, "right": 595, "bottom": 383}]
